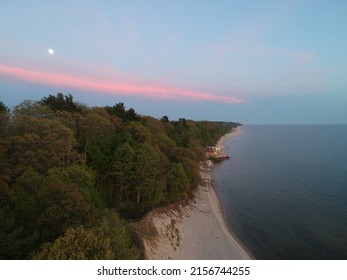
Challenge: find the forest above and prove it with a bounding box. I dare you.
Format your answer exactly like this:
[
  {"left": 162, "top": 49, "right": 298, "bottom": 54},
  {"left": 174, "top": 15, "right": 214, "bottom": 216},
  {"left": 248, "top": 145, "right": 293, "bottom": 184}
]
[{"left": 0, "top": 93, "right": 240, "bottom": 259}]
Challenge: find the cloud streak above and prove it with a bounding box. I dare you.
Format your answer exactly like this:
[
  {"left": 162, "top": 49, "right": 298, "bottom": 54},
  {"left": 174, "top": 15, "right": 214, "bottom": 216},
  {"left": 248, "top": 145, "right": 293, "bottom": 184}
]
[{"left": 0, "top": 64, "right": 243, "bottom": 104}]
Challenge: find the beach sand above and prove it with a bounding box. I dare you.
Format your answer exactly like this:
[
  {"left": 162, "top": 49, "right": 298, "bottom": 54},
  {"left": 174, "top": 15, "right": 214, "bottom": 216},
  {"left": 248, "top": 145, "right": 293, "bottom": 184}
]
[
  {"left": 176, "top": 160, "right": 251, "bottom": 259},
  {"left": 133, "top": 128, "right": 251, "bottom": 260},
  {"left": 216, "top": 127, "right": 242, "bottom": 150}
]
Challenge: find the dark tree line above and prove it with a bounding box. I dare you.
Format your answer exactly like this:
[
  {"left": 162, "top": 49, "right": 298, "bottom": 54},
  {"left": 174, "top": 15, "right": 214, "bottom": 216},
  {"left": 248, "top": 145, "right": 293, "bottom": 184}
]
[{"left": 0, "top": 94, "right": 240, "bottom": 259}]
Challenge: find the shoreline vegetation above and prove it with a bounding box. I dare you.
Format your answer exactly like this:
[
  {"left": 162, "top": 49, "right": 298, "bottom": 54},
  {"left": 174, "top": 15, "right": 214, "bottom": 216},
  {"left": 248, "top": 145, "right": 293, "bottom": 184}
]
[
  {"left": 132, "top": 128, "right": 253, "bottom": 260},
  {"left": 0, "top": 94, "right": 242, "bottom": 259}
]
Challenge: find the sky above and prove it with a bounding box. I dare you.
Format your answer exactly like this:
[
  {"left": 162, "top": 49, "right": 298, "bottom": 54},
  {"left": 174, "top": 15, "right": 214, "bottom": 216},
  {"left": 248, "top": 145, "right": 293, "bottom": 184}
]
[{"left": 1, "top": 0, "right": 347, "bottom": 124}]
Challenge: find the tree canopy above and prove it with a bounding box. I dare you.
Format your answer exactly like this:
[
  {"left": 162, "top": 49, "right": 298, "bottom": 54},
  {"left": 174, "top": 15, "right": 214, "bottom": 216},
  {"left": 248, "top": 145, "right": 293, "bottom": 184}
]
[{"left": 0, "top": 93, "right": 240, "bottom": 259}]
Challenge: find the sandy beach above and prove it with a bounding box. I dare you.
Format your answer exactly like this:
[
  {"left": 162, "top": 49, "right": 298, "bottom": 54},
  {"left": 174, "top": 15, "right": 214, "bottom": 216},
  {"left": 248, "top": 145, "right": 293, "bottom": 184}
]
[
  {"left": 216, "top": 127, "right": 242, "bottom": 150},
  {"left": 133, "top": 128, "right": 252, "bottom": 260}
]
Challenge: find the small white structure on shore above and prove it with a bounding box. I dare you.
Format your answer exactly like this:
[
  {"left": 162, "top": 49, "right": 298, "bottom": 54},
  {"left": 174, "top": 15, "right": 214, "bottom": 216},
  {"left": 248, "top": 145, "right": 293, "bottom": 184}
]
[{"left": 205, "top": 146, "right": 221, "bottom": 157}]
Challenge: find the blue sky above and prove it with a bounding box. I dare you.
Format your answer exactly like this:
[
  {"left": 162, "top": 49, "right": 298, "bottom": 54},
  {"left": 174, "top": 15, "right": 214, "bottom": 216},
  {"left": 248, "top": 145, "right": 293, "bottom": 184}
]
[{"left": 1, "top": 0, "right": 347, "bottom": 124}]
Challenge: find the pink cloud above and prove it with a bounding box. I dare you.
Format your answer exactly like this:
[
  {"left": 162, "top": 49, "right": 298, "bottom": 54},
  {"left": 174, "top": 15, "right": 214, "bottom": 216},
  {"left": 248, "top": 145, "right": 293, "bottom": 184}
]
[{"left": 0, "top": 64, "right": 244, "bottom": 104}]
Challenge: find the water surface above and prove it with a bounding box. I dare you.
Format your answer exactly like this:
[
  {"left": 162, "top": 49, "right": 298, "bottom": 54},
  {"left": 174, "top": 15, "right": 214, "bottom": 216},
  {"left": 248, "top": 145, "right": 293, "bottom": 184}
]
[{"left": 213, "top": 125, "right": 347, "bottom": 259}]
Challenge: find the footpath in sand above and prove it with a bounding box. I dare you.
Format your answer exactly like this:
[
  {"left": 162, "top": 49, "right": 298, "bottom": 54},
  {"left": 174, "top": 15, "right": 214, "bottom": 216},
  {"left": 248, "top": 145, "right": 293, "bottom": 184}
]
[{"left": 132, "top": 128, "right": 251, "bottom": 260}]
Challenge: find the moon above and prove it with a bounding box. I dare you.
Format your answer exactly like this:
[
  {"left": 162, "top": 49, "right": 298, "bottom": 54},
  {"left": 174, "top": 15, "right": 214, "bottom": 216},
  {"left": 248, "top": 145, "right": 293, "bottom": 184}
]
[{"left": 48, "top": 48, "right": 54, "bottom": 55}]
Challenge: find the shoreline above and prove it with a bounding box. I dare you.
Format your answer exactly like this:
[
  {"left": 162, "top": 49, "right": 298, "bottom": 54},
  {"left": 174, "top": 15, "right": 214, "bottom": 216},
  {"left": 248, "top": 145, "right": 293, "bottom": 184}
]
[
  {"left": 213, "top": 127, "right": 254, "bottom": 259},
  {"left": 132, "top": 127, "right": 252, "bottom": 260}
]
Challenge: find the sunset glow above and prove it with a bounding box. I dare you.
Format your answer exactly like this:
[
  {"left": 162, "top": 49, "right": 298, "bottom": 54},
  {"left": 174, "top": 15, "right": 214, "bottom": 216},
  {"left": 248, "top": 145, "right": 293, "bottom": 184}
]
[
  {"left": 0, "top": 64, "right": 244, "bottom": 104},
  {"left": 1, "top": 0, "right": 347, "bottom": 123}
]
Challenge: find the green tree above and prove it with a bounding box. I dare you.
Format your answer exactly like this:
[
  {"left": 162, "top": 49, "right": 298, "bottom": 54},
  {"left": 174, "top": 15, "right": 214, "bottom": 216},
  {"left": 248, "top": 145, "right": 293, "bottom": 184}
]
[
  {"left": 33, "top": 212, "right": 140, "bottom": 260},
  {"left": 105, "top": 142, "right": 136, "bottom": 206},
  {"left": 0, "top": 101, "right": 9, "bottom": 114},
  {"left": 79, "top": 110, "right": 114, "bottom": 162},
  {"left": 40, "top": 93, "right": 78, "bottom": 113},
  {"left": 105, "top": 102, "right": 140, "bottom": 121},
  {"left": 12, "top": 99, "right": 38, "bottom": 116},
  {"left": 32, "top": 226, "right": 112, "bottom": 260},
  {"left": 47, "top": 164, "right": 105, "bottom": 214},
  {"left": 0, "top": 101, "right": 9, "bottom": 137},
  {"left": 125, "top": 122, "right": 151, "bottom": 143},
  {"left": 0, "top": 168, "right": 45, "bottom": 259},
  {"left": 1, "top": 166, "right": 99, "bottom": 259},
  {"left": 9, "top": 117, "right": 77, "bottom": 176},
  {"left": 36, "top": 176, "right": 94, "bottom": 242},
  {"left": 94, "top": 211, "right": 140, "bottom": 259},
  {"left": 154, "top": 133, "right": 176, "bottom": 158},
  {"left": 106, "top": 102, "right": 126, "bottom": 120},
  {"left": 133, "top": 143, "right": 160, "bottom": 205},
  {"left": 126, "top": 108, "right": 140, "bottom": 122},
  {"left": 0, "top": 138, "right": 10, "bottom": 186},
  {"left": 166, "top": 162, "right": 190, "bottom": 202},
  {"left": 160, "top": 115, "right": 169, "bottom": 123}
]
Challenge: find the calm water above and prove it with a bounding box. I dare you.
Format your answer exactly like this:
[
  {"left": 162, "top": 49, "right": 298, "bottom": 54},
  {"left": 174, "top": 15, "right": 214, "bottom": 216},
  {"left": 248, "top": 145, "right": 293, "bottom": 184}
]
[{"left": 213, "top": 125, "right": 347, "bottom": 259}]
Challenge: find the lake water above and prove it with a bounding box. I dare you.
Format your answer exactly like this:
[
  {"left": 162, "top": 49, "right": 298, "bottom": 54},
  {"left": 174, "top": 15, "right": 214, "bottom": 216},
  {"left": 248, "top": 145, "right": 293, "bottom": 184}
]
[{"left": 212, "top": 125, "right": 347, "bottom": 259}]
